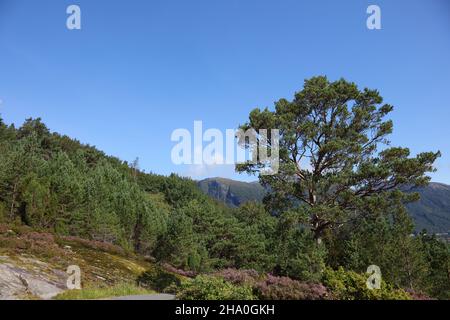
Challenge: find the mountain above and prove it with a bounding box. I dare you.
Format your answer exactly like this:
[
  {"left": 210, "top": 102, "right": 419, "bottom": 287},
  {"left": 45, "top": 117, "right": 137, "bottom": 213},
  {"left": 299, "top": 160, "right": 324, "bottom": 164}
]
[
  {"left": 199, "top": 178, "right": 450, "bottom": 233},
  {"left": 197, "top": 177, "right": 266, "bottom": 207},
  {"left": 405, "top": 183, "right": 450, "bottom": 233}
]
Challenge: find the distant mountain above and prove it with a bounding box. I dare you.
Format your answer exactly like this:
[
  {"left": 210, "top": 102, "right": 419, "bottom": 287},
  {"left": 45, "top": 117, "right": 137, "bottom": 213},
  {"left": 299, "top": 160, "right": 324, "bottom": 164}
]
[
  {"left": 405, "top": 183, "right": 450, "bottom": 233},
  {"left": 198, "top": 178, "right": 450, "bottom": 233},
  {"left": 197, "top": 177, "right": 266, "bottom": 207}
]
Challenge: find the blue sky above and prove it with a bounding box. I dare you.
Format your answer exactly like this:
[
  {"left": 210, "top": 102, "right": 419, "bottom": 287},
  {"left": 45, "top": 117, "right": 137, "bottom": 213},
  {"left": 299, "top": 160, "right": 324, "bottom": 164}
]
[{"left": 0, "top": 0, "right": 449, "bottom": 182}]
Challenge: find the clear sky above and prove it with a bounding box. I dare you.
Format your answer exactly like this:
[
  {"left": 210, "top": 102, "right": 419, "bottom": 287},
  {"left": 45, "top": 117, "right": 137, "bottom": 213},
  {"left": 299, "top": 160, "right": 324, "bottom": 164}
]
[{"left": 0, "top": 0, "right": 449, "bottom": 182}]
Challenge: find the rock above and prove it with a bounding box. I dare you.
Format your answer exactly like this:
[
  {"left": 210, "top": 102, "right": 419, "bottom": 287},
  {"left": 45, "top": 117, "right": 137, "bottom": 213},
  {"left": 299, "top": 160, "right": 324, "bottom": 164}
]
[
  {"left": 0, "top": 255, "right": 66, "bottom": 300},
  {"left": 0, "top": 263, "right": 26, "bottom": 300}
]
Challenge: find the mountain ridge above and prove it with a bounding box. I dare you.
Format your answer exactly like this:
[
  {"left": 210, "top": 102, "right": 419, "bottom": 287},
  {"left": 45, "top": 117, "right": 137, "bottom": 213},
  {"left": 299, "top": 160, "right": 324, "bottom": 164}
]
[
  {"left": 198, "top": 178, "right": 450, "bottom": 233},
  {"left": 197, "top": 177, "right": 266, "bottom": 207}
]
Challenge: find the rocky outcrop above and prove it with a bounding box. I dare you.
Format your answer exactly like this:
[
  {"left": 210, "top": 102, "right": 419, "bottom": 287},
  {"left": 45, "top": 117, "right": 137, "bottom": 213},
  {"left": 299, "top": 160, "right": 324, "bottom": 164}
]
[{"left": 0, "top": 255, "right": 66, "bottom": 300}]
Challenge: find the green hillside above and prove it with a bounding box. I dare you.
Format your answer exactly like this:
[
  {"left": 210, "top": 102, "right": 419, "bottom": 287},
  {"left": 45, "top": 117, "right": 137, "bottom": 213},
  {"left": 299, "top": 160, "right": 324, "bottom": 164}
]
[
  {"left": 199, "top": 178, "right": 450, "bottom": 234},
  {"left": 1, "top": 116, "right": 448, "bottom": 300},
  {"left": 406, "top": 183, "right": 450, "bottom": 233},
  {"left": 0, "top": 117, "right": 273, "bottom": 273},
  {"left": 198, "top": 178, "right": 266, "bottom": 207}
]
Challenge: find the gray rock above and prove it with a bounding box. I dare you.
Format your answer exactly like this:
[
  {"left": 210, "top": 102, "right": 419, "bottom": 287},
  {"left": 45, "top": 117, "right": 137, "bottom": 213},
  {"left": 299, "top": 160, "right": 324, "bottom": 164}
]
[{"left": 0, "top": 255, "right": 66, "bottom": 300}]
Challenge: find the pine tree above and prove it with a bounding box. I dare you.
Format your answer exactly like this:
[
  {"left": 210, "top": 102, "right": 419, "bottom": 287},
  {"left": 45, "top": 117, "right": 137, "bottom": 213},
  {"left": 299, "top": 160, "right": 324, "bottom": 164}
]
[{"left": 237, "top": 76, "right": 440, "bottom": 241}]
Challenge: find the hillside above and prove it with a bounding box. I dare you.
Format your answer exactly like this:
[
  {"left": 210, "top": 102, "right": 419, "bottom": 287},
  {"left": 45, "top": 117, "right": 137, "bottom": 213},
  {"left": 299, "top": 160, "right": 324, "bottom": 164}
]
[
  {"left": 0, "top": 117, "right": 287, "bottom": 276},
  {"left": 199, "top": 178, "right": 450, "bottom": 233},
  {"left": 1, "top": 117, "right": 448, "bottom": 300},
  {"left": 406, "top": 183, "right": 450, "bottom": 233},
  {"left": 197, "top": 178, "right": 266, "bottom": 207},
  {"left": 0, "top": 225, "right": 182, "bottom": 299}
]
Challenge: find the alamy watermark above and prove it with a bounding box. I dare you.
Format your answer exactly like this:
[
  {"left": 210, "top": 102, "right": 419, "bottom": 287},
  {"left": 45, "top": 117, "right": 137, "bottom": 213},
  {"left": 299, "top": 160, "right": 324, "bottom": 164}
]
[
  {"left": 171, "top": 121, "right": 280, "bottom": 175},
  {"left": 367, "top": 5, "right": 381, "bottom": 30},
  {"left": 66, "top": 5, "right": 81, "bottom": 30},
  {"left": 66, "top": 265, "right": 81, "bottom": 290},
  {"left": 366, "top": 265, "right": 382, "bottom": 290},
  {"left": 64, "top": 5, "right": 382, "bottom": 32}
]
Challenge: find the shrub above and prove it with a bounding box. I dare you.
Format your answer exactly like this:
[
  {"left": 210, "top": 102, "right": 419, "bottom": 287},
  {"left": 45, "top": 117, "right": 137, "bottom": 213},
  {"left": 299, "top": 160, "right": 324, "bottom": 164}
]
[
  {"left": 0, "top": 235, "right": 28, "bottom": 250},
  {"left": 176, "top": 275, "right": 256, "bottom": 300},
  {"left": 405, "top": 290, "right": 432, "bottom": 300},
  {"left": 137, "top": 266, "right": 182, "bottom": 293},
  {"left": 0, "top": 229, "right": 65, "bottom": 258},
  {"left": 0, "top": 203, "right": 6, "bottom": 223},
  {"left": 10, "top": 224, "right": 34, "bottom": 235},
  {"left": 322, "top": 267, "right": 411, "bottom": 300},
  {"left": 25, "top": 232, "right": 65, "bottom": 258},
  {"left": 61, "top": 236, "right": 126, "bottom": 256},
  {"left": 255, "top": 275, "right": 331, "bottom": 300},
  {"left": 215, "top": 269, "right": 260, "bottom": 285},
  {"left": 0, "top": 224, "right": 9, "bottom": 234},
  {"left": 23, "top": 231, "right": 55, "bottom": 243},
  {"left": 162, "top": 263, "right": 197, "bottom": 278}
]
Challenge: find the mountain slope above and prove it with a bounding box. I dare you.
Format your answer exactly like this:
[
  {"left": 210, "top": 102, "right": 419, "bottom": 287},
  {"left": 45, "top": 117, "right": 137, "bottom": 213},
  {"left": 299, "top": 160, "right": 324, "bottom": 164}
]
[
  {"left": 0, "top": 226, "right": 164, "bottom": 300},
  {"left": 199, "top": 178, "right": 450, "bottom": 233},
  {"left": 405, "top": 183, "right": 450, "bottom": 233},
  {"left": 197, "top": 178, "right": 266, "bottom": 207}
]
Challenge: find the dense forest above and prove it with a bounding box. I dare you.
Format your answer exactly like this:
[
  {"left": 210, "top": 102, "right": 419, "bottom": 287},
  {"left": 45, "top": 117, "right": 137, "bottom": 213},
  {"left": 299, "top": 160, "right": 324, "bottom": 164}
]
[{"left": 0, "top": 103, "right": 449, "bottom": 298}]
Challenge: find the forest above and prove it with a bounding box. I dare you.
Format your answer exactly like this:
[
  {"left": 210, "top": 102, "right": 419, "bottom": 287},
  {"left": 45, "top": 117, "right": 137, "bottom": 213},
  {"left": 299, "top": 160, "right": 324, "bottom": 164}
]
[{"left": 0, "top": 78, "right": 449, "bottom": 300}]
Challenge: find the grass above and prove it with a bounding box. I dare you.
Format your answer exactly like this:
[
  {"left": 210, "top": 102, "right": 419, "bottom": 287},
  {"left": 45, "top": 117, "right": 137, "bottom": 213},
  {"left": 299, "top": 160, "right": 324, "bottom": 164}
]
[{"left": 54, "top": 283, "right": 154, "bottom": 300}]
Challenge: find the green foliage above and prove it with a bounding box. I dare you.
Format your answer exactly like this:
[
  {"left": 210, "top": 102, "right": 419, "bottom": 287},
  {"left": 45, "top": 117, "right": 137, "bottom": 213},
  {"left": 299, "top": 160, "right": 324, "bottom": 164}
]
[
  {"left": 327, "top": 203, "right": 430, "bottom": 293},
  {"left": 137, "top": 266, "right": 182, "bottom": 293},
  {"left": 176, "top": 275, "right": 256, "bottom": 300},
  {"left": 198, "top": 178, "right": 266, "bottom": 207},
  {"left": 255, "top": 275, "right": 331, "bottom": 300},
  {"left": 233, "top": 77, "right": 446, "bottom": 298},
  {"left": 322, "top": 267, "right": 411, "bottom": 300},
  {"left": 54, "top": 283, "right": 152, "bottom": 300},
  {"left": 0, "top": 100, "right": 447, "bottom": 300},
  {"left": 405, "top": 183, "right": 450, "bottom": 233},
  {"left": 236, "top": 76, "right": 439, "bottom": 240},
  {"left": 273, "top": 210, "right": 326, "bottom": 282},
  {"left": 154, "top": 198, "right": 276, "bottom": 272},
  {"left": 418, "top": 233, "right": 450, "bottom": 299},
  {"left": 0, "top": 116, "right": 283, "bottom": 275},
  {"left": 154, "top": 209, "right": 207, "bottom": 271},
  {"left": 0, "top": 117, "right": 168, "bottom": 255}
]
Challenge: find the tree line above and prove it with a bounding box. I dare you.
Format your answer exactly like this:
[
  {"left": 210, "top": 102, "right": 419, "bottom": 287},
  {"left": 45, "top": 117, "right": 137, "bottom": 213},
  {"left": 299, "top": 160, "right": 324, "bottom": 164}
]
[{"left": 0, "top": 77, "right": 448, "bottom": 299}]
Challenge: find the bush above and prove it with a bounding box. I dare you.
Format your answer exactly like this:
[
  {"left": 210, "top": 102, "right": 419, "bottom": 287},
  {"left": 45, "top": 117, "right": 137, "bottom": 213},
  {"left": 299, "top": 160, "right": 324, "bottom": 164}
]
[
  {"left": 0, "top": 205, "right": 6, "bottom": 223},
  {"left": 10, "top": 224, "right": 34, "bottom": 235},
  {"left": 255, "top": 275, "right": 331, "bottom": 300},
  {"left": 274, "top": 213, "right": 327, "bottom": 282},
  {"left": 0, "top": 224, "right": 10, "bottom": 234},
  {"left": 0, "top": 235, "right": 28, "bottom": 250},
  {"left": 137, "top": 266, "right": 182, "bottom": 293},
  {"left": 161, "top": 263, "right": 197, "bottom": 278},
  {"left": 176, "top": 275, "right": 256, "bottom": 300},
  {"left": 24, "top": 231, "right": 55, "bottom": 243},
  {"left": 0, "top": 228, "right": 65, "bottom": 258},
  {"left": 61, "top": 236, "right": 126, "bottom": 256},
  {"left": 214, "top": 269, "right": 332, "bottom": 300},
  {"left": 215, "top": 269, "right": 260, "bottom": 285},
  {"left": 322, "top": 267, "right": 411, "bottom": 300},
  {"left": 405, "top": 290, "right": 432, "bottom": 300}
]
